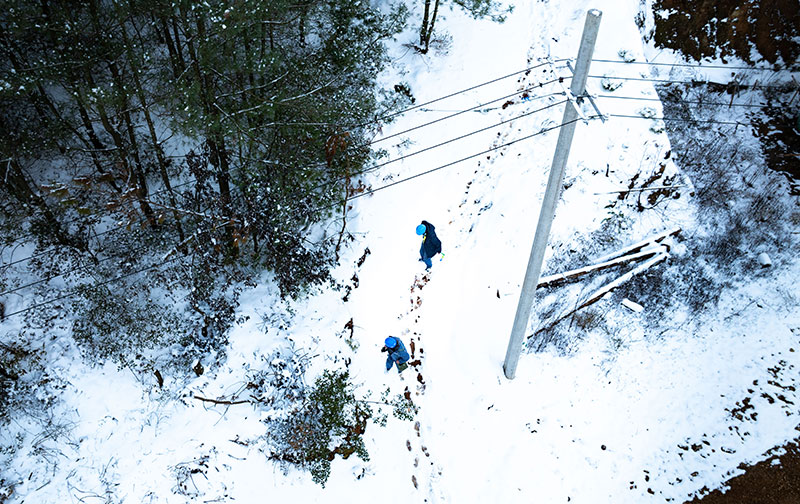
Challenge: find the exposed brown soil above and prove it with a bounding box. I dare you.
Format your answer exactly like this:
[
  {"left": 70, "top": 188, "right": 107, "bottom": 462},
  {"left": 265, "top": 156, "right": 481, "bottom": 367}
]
[
  {"left": 686, "top": 438, "right": 800, "bottom": 504},
  {"left": 652, "top": 0, "right": 800, "bottom": 65}
]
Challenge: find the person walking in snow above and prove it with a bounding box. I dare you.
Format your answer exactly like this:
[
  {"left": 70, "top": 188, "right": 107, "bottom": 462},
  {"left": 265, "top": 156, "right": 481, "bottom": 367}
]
[
  {"left": 381, "top": 336, "right": 410, "bottom": 373},
  {"left": 416, "top": 220, "right": 442, "bottom": 270}
]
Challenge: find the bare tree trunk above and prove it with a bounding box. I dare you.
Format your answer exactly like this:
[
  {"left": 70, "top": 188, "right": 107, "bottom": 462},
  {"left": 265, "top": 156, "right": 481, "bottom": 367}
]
[
  {"left": 158, "top": 14, "right": 183, "bottom": 80},
  {"left": 87, "top": 67, "right": 157, "bottom": 226},
  {"left": 182, "top": 5, "right": 238, "bottom": 257},
  {"left": 207, "top": 134, "right": 238, "bottom": 257},
  {"left": 419, "top": 0, "right": 431, "bottom": 50},
  {"left": 418, "top": 0, "right": 440, "bottom": 54},
  {"left": 86, "top": 0, "right": 157, "bottom": 226},
  {"left": 107, "top": 59, "right": 159, "bottom": 228},
  {"left": 298, "top": 1, "right": 308, "bottom": 48},
  {"left": 0, "top": 159, "right": 87, "bottom": 251},
  {"left": 171, "top": 14, "right": 186, "bottom": 75},
  {"left": 73, "top": 86, "right": 122, "bottom": 192},
  {"left": 118, "top": 11, "right": 186, "bottom": 244}
]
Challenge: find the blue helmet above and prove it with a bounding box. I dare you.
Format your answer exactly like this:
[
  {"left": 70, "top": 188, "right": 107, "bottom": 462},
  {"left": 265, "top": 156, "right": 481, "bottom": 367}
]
[
  {"left": 384, "top": 337, "right": 397, "bottom": 348},
  {"left": 415, "top": 224, "right": 426, "bottom": 235}
]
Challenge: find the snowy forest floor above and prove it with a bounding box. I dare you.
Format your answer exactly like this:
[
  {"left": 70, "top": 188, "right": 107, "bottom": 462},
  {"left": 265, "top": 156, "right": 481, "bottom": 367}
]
[
  {"left": 650, "top": 54, "right": 800, "bottom": 502},
  {"left": 653, "top": 77, "right": 800, "bottom": 504}
]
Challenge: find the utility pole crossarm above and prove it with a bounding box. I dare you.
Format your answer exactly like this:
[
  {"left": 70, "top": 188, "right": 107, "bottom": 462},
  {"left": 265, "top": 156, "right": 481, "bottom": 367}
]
[
  {"left": 565, "top": 60, "right": 607, "bottom": 122},
  {"left": 552, "top": 71, "right": 589, "bottom": 122},
  {"left": 503, "top": 9, "right": 602, "bottom": 380}
]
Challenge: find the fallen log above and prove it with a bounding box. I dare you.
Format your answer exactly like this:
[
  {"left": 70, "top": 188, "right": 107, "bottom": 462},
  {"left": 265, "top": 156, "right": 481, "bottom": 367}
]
[
  {"left": 193, "top": 395, "right": 250, "bottom": 406},
  {"left": 538, "top": 245, "right": 666, "bottom": 287},
  {"left": 589, "top": 226, "right": 680, "bottom": 265},
  {"left": 593, "top": 185, "right": 687, "bottom": 195},
  {"left": 531, "top": 252, "right": 668, "bottom": 337}
]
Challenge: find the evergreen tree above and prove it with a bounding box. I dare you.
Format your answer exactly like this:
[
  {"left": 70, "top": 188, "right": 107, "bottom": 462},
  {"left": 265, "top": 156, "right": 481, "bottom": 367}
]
[
  {"left": 0, "top": 0, "right": 407, "bottom": 369},
  {"left": 417, "top": 0, "right": 511, "bottom": 54}
]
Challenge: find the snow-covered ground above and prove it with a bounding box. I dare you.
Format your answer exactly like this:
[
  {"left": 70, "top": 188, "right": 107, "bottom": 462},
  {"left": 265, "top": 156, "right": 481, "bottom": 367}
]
[{"left": 3, "top": 1, "right": 799, "bottom": 503}]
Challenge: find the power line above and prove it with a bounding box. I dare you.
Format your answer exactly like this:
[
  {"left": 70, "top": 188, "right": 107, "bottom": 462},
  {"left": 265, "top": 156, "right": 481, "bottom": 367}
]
[
  {"left": 7, "top": 177, "right": 199, "bottom": 247},
  {"left": 379, "top": 60, "right": 567, "bottom": 122},
  {"left": 347, "top": 116, "right": 594, "bottom": 202},
  {"left": 3, "top": 113, "right": 592, "bottom": 319},
  {"left": 148, "top": 60, "right": 570, "bottom": 159},
  {"left": 3, "top": 68, "right": 566, "bottom": 269},
  {"left": 0, "top": 197, "right": 224, "bottom": 293},
  {"left": 2, "top": 97, "right": 568, "bottom": 299},
  {"left": 2, "top": 80, "right": 566, "bottom": 272},
  {"left": 371, "top": 77, "right": 567, "bottom": 147},
  {"left": 0, "top": 179, "right": 205, "bottom": 272},
  {"left": 324, "top": 99, "right": 568, "bottom": 187},
  {"left": 594, "top": 93, "right": 778, "bottom": 109},
  {"left": 3, "top": 253, "right": 183, "bottom": 319},
  {"left": 590, "top": 58, "right": 791, "bottom": 72},
  {"left": 417, "top": 91, "right": 565, "bottom": 112},
  {"left": 586, "top": 74, "right": 793, "bottom": 89},
  {"left": 2, "top": 63, "right": 575, "bottom": 306},
  {"left": 0, "top": 218, "right": 191, "bottom": 297},
  {"left": 305, "top": 75, "right": 566, "bottom": 184},
  {"left": 607, "top": 113, "right": 749, "bottom": 127}
]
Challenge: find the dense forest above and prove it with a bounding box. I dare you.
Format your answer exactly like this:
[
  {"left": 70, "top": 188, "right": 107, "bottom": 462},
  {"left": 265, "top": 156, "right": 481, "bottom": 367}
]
[
  {"left": 0, "top": 0, "right": 509, "bottom": 373},
  {"left": 0, "top": 1, "right": 503, "bottom": 488},
  {"left": 1, "top": 0, "right": 411, "bottom": 370}
]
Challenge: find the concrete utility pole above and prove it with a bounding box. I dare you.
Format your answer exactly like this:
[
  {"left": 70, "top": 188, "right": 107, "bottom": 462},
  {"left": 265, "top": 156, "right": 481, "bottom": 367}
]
[{"left": 503, "top": 9, "right": 602, "bottom": 379}]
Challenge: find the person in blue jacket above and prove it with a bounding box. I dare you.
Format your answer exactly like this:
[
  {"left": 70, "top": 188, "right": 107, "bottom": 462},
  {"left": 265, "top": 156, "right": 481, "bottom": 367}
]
[
  {"left": 381, "top": 336, "right": 410, "bottom": 372},
  {"left": 416, "top": 220, "right": 442, "bottom": 270}
]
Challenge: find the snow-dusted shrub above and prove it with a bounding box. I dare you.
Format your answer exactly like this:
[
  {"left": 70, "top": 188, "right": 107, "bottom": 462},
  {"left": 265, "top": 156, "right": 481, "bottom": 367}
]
[
  {"left": 171, "top": 455, "right": 211, "bottom": 499},
  {"left": 612, "top": 252, "right": 723, "bottom": 326},
  {"left": 597, "top": 210, "right": 632, "bottom": 244},
  {"left": 0, "top": 479, "right": 12, "bottom": 502},
  {"left": 617, "top": 49, "right": 637, "bottom": 62},
  {"left": 649, "top": 120, "right": 666, "bottom": 133},
  {"left": 428, "top": 32, "right": 454, "bottom": 56},
  {"left": 265, "top": 369, "right": 371, "bottom": 486},
  {"left": 69, "top": 252, "right": 241, "bottom": 372},
  {"left": 0, "top": 340, "right": 69, "bottom": 499},
  {"left": 393, "top": 82, "right": 416, "bottom": 104},
  {"left": 247, "top": 350, "right": 309, "bottom": 410},
  {"left": 638, "top": 107, "right": 658, "bottom": 119},
  {"left": 601, "top": 75, "right": 624, "bottom": 91},
  {"left": 0, "top": 341, "right": 51, "bottom": 422},
  {"left": 572, "top": 308, "right": 604, "bottom": 331},
  {"left": 71, "top": 284, "right": 182, "bottom": 369}
]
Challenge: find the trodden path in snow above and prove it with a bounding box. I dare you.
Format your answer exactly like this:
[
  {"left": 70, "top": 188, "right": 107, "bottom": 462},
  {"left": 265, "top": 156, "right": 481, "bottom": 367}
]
[{"left": 397, "top": 271, "right": 446, "bottom": 501}]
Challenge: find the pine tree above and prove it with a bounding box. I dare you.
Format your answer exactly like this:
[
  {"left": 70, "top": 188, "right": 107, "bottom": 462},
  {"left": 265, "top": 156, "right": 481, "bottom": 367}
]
[
  {"left": 0, "top": 0, "right": 407, "bottom": 368},
  {"left": 417, "top": 0, "right": 511, "bottom": 54}
]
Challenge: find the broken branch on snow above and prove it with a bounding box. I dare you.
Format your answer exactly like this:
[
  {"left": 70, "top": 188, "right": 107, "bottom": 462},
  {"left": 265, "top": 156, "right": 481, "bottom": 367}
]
[{"left": 193, "top": 395, "right": 250, "bottom": 406}]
